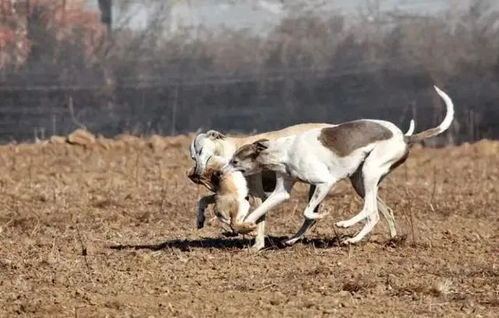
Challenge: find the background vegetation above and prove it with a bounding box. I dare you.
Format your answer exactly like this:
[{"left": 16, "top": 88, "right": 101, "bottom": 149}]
[{"left": 0, "top": 0, "right": 498, "bottom": 143}]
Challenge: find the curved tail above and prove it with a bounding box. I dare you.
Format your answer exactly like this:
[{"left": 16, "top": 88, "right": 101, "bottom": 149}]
[
  {"left": 405, "top": 119, "right": 415, "bottom": 136},
  {"left": 405, "top": 86, "right": 454, "bottom": 144}
]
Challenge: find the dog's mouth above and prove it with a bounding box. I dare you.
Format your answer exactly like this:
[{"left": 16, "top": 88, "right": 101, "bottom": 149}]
[
  {"left": 187, "top": 169, "right": 201, "bottom": 183},
  {"left": 188, "top": 173, "right": 200, "bottom": 183}
]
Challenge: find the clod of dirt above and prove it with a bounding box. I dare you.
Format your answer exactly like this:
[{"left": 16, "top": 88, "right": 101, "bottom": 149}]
[
  {"left": 472, "top": 139, "right": 499, "bottom": 156},
  {"left": 96, "top": 136, "right": 112, "bottom": 150},
  {"left": 68, "top": 129, "right": 96, "bottom": 146},
  {"left": 148, "top": 135, "right": 166, "bottom": 152},
  {"left": 49, "top": 135, "right": 67, "bottom": 144},
  {"left": 91, "top": 199, "right": 125, "bottom": 209},
  {"left": 429, "top": 279, "right": 452, "bottom": 297},
  {"left": 115, "top": 134, "right": 145, "bottom": 148},
  {"left": 384, "top": 234, "right": 408, "bottom": 248},
  {"left": 341, "top": 278, "right": 375, "bottom": 294}
]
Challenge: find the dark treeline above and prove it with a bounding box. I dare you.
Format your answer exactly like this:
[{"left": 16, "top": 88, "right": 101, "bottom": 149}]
[{"left": 0, "top": 1, "right": 498, "bottom": 144}]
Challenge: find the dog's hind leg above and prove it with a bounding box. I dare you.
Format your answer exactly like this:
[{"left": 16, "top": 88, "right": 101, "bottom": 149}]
[
  {"left": 349, "top": 166, "right": 397, "bottom": 238},
  {"left": 340, "top": 142, "right": 406, "bottom": 244},
  {"left": 340, "top": 167, "right": 384, "bottom": 244},
  {"left": 285, "top": 185, "right": 319, "bottom": 246},
  {"left": 377, "top": 198, "right": 396, "bottom": 238}
]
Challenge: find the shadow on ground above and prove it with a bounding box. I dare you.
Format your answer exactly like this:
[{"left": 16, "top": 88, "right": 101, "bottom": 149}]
[{"left": 109, "top": 234, "right": 352, "bottom": 251}]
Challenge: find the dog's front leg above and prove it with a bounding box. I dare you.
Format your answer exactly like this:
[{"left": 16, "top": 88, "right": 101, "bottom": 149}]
[
  {"left": 246, "top": 173, "right": 268, "bottom": 251},
  {"left": 286, "top": 175, "right": 338, "bottom": 245},
  {"left": 285, "top": 185, "right": 318, "bottom": 246},
  {"left": 235, "top": 173, "right": 295, "bottom": 234},
  {"left": 196, "top": 195, "right": 216, "bottom": 229}
]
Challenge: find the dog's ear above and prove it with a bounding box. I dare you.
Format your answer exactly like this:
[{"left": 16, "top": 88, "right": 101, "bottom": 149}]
[
  {"left": 206, "top": 130, "right": 225, "bottom": 140},
  {"left": 254, "top": 139, "right": 270, "bottom": 153}
]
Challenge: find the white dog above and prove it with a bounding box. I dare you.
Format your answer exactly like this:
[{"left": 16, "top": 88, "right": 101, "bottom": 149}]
[
  {"left": 190, "top": 123, "right": 329, "bottom": 250},
  {"left": 189, "top": 121, "right": 413, "bottom": 249},
  {"left": 229, "top": 86, "right": 453, "bottom": 245}
]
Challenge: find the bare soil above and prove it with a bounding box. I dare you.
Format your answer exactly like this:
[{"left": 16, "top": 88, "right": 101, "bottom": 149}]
[{"left": 0, "top": 135, "right": 497, "bottom": 317}]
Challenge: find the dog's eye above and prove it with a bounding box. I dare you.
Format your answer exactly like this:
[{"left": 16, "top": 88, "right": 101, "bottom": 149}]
[{"left": 231, "top": 159, "right": 238, "bottom": 165}]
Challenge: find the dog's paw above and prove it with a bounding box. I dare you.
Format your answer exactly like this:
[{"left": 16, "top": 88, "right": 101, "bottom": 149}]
[
  {"left": 284, "top": 237, "right": 300, "bottom": 246},
  {"left": 335, "top": 220, "right": 351, "bottom": 228},
  {"left": 341, "top": 237, "right": 358, "bottom": 245},
  {"left": 305, "top": 211, "right": 329, "bottom": 220},
  {"left": 231, "top": 221, "right": 257, "bottom": 234},
  {"left": 251, "top": 241, "right": 266, "bottom": 252}
]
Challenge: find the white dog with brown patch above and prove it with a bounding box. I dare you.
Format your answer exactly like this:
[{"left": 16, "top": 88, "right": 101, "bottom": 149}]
[
  {"left": 189, "top": 121, "right": 413, "bottom": 249},
  {"left": 189, "top": 123, "right": 330, "bottom": 249},
  {"left": 229, "top": 86, "right": 453, "bottom": 244}
]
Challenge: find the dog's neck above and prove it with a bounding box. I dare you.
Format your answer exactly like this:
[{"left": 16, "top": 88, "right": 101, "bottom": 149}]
[
  {"left": 256, "top": 139, "right": 290, "bottom": 174},
  {"left": 214, "top": 138, "right": 238, "bottom": 160}
]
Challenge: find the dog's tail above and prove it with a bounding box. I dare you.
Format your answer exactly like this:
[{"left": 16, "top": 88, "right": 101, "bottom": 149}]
[
  {"left": 405, "top": 86, "right": 454, "bottom": 144},
  {"left": 404, "top": 119, "right": 415, "bottom": 136}
]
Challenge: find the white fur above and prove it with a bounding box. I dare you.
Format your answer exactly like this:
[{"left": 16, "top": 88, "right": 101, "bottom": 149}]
[
  {"left": 192, "top": 121, "right": 416, "bottom": 249},
  {"left": 405, "top": 119, "right": 415, "bottom": 136},
  {"left": 232, "top": 86, "right": 454, "bottom": 244},
  {"left": 190, "top": 123, "right": 331, "bottom": 250},
  {"left": 433, "top": 86, "right": 454, "bottom": 134}
]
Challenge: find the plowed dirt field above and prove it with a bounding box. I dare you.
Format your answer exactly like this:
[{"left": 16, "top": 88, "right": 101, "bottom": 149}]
[{"left": 0, "top": 135, "right": 497, "bottom": 317}]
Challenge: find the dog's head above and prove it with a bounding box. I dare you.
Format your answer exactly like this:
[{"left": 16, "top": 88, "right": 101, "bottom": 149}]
[
  {"left": 230, "top": 139, "right": 270, "bottom": 175},
  {"left": 189, "top": 130, "right": 226, "bottom": 178},
  {"left": 187, "top": 156, "right": 227, "bottom": 191}
]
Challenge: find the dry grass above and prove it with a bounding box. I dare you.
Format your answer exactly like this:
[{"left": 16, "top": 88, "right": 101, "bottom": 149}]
[{"left": 0, "top": 135, "right": 497, "bottom": 317}]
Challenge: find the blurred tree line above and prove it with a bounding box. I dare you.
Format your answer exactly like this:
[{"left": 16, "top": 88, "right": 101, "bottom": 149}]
[{"left": 0, "top": 0, "right": 497, "bottom": 144}]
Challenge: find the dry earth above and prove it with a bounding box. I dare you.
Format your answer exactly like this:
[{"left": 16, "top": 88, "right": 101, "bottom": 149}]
[{"left": 0, "top": 132, "right": 497, "bottom": 317}]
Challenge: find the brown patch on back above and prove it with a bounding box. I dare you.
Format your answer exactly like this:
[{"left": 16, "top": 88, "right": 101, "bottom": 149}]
[{"left": 319, "top": 121, "right": 393, "bottom": 157}]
